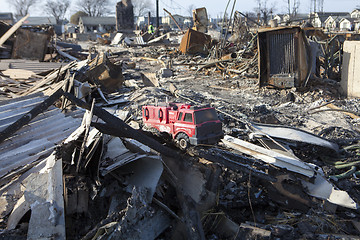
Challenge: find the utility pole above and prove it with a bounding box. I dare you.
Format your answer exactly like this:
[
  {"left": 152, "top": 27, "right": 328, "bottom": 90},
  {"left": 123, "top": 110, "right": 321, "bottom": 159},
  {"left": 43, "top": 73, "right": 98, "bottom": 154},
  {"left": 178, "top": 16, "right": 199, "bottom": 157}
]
[{"left": 156, "top": 0, "right": 159, "bottom": 29}]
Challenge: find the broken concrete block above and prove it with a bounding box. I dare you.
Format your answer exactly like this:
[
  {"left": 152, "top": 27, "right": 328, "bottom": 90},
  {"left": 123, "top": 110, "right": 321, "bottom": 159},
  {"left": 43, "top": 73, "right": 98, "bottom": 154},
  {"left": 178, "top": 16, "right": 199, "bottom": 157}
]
[
  {"left": 159, "top": 68, "right": 173, "bottom": 78},
  {"left": 341, "top": 41, "right": 360, "bottom": 98},
  {"left": 7, "top": 152, "right": 66, "bottom": 239}
]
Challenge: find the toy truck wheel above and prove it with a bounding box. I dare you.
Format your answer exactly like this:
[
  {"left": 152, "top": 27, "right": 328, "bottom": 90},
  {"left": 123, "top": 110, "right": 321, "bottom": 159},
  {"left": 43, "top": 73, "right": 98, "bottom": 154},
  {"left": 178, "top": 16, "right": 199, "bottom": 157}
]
[{"left": 176, "top": 133, "right": 189, "bottom": 150}]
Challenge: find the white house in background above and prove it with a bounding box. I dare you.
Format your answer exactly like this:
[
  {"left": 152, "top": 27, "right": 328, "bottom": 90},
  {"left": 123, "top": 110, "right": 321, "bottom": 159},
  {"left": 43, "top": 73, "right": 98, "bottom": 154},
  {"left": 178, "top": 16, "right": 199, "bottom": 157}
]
[
  {"left": 324, "top": 14, "right": 349, "bottom": 31},
  {"left": 65, "top": 23, "right": 77, "bottom": 33},
  {"left": 272, "top": 14, "right": 284, "bottom": 24},
  {"left": 324, "top": 16, "right": 339, "bottom": 31},
  {"left": 310, "top": 12, "right": 349, "bottom": 28},
  {"left": 78, "top": 17, "right": 116, "bottom": 33},
  {"left": 271, "top": 13, "right": 308, "bottom": 26},
  {"left": 339, "top": 18, "right": 357, "bottom": 31},
  {"left": 161, "top": 14, "right": 186, "bottom": 29},
  {"left": 350, "top": 9, "right": 360, "bottom": 18}
]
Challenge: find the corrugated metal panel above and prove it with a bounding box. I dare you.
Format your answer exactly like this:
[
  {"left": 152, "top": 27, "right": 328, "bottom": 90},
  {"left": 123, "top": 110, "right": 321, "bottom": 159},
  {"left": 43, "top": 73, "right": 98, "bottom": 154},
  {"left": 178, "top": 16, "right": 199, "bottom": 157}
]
[
  {"left": 135, "top": 36, "right": 146, "bottom": 45},
  {"left": 0, "top": 60, "right": 65, "bottom": 74},
  {"left": 0, "top": 93, "right": 84, "bottom": 178},
  {"left": 269, "top": 32, "right": 296, "bottom": 75}
]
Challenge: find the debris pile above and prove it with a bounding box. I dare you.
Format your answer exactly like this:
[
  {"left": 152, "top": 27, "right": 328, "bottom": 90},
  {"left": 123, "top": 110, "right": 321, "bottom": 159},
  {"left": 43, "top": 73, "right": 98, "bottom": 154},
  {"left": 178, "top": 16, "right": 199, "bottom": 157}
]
[{"left": 2, "top": 6, "right": 360, "bottom": 240}]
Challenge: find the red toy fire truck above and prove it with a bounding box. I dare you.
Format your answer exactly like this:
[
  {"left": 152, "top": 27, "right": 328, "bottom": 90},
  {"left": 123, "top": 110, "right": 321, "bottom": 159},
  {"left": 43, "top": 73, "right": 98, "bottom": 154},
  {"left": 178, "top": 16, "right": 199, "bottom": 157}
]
[{"left": 142, "top": 102, "right": 223, "bottom": 149}]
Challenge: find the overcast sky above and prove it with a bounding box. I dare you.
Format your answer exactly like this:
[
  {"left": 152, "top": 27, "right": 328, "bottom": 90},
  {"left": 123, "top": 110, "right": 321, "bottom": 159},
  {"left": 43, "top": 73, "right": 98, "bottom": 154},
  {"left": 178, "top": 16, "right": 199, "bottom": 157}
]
[{"left": 0, "top": 0, "right": 358, "bottom": 19}]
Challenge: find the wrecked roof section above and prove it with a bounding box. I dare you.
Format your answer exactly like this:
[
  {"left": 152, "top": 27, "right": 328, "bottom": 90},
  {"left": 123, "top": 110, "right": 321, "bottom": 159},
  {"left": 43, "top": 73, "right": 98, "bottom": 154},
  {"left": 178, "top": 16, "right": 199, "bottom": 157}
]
[{"left": 0, "top": 92, "right": 83, "bottom": 179}]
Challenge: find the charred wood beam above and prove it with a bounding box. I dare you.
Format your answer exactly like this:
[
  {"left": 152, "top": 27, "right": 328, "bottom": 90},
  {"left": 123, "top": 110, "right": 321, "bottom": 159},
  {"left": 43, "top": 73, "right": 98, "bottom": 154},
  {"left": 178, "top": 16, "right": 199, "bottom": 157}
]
[
  {"left": 63, "top": 92, "right": 206, "bottom": 240},
  {"left": 0, "top": 88, "right": 64, "bottom": 144},
  {"left": 90, "top": 123, "right": 176, "bottom": 158}
]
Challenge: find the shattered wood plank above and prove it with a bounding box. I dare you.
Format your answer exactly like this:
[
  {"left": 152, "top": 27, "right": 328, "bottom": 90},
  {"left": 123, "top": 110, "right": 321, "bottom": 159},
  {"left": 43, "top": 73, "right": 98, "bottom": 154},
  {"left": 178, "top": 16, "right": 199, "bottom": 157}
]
[
  {"left": 20, "top": 61, "right": 76, "bottom": 96},
  {"left": 1, "top": 69, "right": 37, "bottom": 79},
  {"left": 0, "top": 88, "right": 64, "bottom": 144},
  {"left": 55, "top": 46, "right": 79, "bottom": 62},
  {"left": 141, "top": 72, "right": 159, "bottom": 87},
  {"left": 76, "top": 99, "right": 95, "bottom": 172},
  {"left": 0, "top": 14, "right": 29, "bottom": 46}
]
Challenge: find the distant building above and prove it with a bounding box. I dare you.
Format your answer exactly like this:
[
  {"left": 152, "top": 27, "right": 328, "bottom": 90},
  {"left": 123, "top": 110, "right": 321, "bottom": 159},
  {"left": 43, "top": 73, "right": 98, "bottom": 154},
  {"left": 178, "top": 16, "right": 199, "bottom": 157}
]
[
  {"left": 78, "top": 17, "right": 116, "bottom": 33},
  {"left": 310, "top": 12, "right": 349, "bottom": 28},
  {"left": 0, "top": 13, "right": 13, "bottom": 24},
  {"left": 22, "top": 17, "right": 57, "bottom": 26},
  {"left": 324, "top": 15, "right": 349, "bottom": 31},
  {"left": 324, "top": 16, "right": 339, "bottom": 31},
  {"left": 273, "top": 14, "right": 285, "bottom": 24},
  {"left": 65, "top": 23, "right": 77, "bottom": 33},
  {"left": 162, "top": 14, "right": 186, "bottom": 29},
  {"left": 350, "top": 9, "right": 360, "bottom": 19},
  {"left": 270, "top": 13, "right": 308, "bottom": 26},
  {"left": 136, "top": 16, "right": 158, "bottom": 29},
  {"left": 183, "top": 18, "right": 192, "bottom": 28},
  {"left": 339, "top": 17, "right": 357, "bottom": 31}
]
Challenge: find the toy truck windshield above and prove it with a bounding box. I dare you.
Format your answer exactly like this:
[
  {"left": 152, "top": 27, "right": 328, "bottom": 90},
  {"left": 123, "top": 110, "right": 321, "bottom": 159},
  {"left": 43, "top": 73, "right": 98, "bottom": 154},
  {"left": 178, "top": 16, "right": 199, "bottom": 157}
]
[{"left": 194, "top": 109, "right": 219, "bottom": 124}]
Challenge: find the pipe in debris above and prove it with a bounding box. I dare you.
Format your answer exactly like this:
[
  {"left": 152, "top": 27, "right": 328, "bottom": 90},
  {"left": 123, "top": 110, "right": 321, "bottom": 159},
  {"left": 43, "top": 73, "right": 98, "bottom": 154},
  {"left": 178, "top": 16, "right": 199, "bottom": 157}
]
[
  {"left": 331, "top": 166, "right": 357, "bottom": 180},
  {"left": 156, "top": 0, "right": 159, "bottom": 29},
  {"left": 163, "top": 8, "right": 185, "bottom": 34},
  {"left": 220, "top": 0, "right": 237, "bottom": 56},
  {"left": 220, "top": 52, "right": 237, "bottom": 60},
  {"left": 334, "top": 160, "right": 360, "bottom": 169}
]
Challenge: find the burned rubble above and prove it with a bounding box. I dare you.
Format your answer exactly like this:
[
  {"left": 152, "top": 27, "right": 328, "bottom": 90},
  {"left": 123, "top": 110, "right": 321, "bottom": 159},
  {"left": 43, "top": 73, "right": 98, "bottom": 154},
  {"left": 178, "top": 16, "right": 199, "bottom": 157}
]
[{"left": 1, "top": 5, "right": 360, "bottom": 240}]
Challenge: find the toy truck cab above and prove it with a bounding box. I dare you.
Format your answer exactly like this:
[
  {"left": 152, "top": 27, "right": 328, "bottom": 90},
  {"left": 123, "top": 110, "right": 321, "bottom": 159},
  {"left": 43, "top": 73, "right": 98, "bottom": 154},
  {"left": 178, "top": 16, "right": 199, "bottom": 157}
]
[{"left": 142, "top": 103, "right": 223, "bottom": 149}]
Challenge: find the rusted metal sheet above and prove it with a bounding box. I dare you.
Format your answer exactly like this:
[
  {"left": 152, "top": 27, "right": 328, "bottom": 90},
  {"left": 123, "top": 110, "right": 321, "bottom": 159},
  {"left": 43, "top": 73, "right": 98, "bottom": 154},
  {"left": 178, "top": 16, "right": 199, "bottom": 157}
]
[
  {"left": 192, "top": 7, "right": 208, "bottom": 33},
  {"left": 258, "top": 26, "right": 311, "bottom": 89},
  {"left": 179, "top": 28, "right": 211, "bottom": 55},
  {"left": 12, "top": 29, "right": 50, "bottom": 61}
]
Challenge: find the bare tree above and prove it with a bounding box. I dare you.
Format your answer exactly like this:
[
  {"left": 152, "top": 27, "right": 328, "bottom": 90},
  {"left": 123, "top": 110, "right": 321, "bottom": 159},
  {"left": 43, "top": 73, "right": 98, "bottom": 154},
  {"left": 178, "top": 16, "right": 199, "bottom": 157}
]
[
  {"left": 293, "top": 0, "right": 300, "bottom": 15},
  {"left": 132, "top": 0, "right": 154, "bottom": 18},
  {"left": 44, "top": 0, "right": 70, "bottom": 24},
  {"left": 7, "top": 0, "right": 37, "bottom": 17},
  {"left": 76, "top": 0, "right": 111, "bottom": 17},
  {"left": 254, "top": 0, "right": 276, "bottom": 25},
  {"left": 284, "top": 0, "right": 300, "bottom": 16},
  {"left": 310, "top": 0, "right": 324, "bottom": 13},
  {"left": 318, "top": 0, "right": 324, "bottom": 13},
  {"left": 70, "top": 11, "right": 88, "bottom": 24}
]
